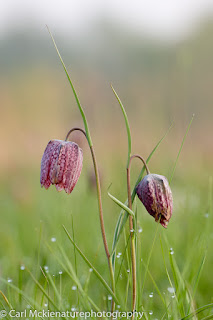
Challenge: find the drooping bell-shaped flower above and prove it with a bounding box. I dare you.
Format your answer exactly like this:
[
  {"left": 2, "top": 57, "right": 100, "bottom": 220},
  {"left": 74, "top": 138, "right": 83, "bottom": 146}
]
[
  {"left": 40, "top": 139, "right": 83, "bottom": 194},
  {"left": 136, "top": 174, "right": 173, "bottom": 228}
]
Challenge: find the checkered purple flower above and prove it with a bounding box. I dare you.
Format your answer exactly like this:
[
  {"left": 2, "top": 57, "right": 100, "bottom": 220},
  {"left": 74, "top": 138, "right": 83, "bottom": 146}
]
[
  {"left": 40, "top": 139, "right": 83, "bottom": 194},
  {"left": 136, "top": 174, "right": 173, "bottom": 228}
]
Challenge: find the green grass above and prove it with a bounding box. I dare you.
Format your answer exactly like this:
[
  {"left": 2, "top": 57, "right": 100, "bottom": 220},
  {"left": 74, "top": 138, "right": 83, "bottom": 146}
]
[
  {"left": 0, "top": 146, "right": 212, "bottom": 319},
  {"left": 0, "top": 31, "right": 212, "bottom": 320}
]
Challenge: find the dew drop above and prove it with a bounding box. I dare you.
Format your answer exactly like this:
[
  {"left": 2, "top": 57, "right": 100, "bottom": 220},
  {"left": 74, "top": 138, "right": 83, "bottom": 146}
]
[
  {"left": 72, "top": 285, "right": 77, "bottom": 291},
  {"left": 149, "top": 311, "right": 153, "bottom": 315},
  {"left": 167, "top": 287, "right": 175, "bottom": 294},
  {"left": 117, "top": 305, "right": 120, "bottom": 309},
  {"left": 127, "top": 269, "right": 130, "bottom": 273},
  {"left": 138, "top": 227, "right": 143, "bottom": 233},
  {"left": 171, "top": 294, "right": 175, "bottom": 299},
  {"left": 7, "top": 278, "right": 12, "bottom": 283},
  {"left": 51, "top": 237, "right": 57, "bottom": 242},
  {"left": 44, "top": 266, "right": 49, "bottom": 272},
  {"left": 71, "top": 307, "right": 76, "bottom": 312},
  {"left": 120, "top": 273, "right": 123, "bottom": 279},
  {"left": 20, "top": 265, "right": 25, "bottom": 271},
  {"left": 89, "top": 268, "right": 93, "bottom": 273},
  {"left": 204, "top": 213, "right": 209, "bottom": 218},
  {"left": 130, "top": 229, "right": 134, "bottom": 233},
  {"left": 149, "top": 292, "right": 153, "bottom": 298},
  {"left": 108, "top": 295, "right": 112, "bottom": 301},
  {"left": 169, "top": 248, "right": 174, "bottom": 255},
  {"left": 59, "top": 271, "right": 63, "bottom": 275},
  {"left": 44, "top": 303, "right": 48, "bottom": 307}
]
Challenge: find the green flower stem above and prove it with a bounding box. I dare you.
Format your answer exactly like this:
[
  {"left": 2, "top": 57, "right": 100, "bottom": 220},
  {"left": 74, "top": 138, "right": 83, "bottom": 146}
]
[
  {"left": 65, "top": 128, "right": 115, "bottom": 312},
  {"left": 127, "top": 155, "right": 150, "bottom": 317},
  {"left": 127, "top": 166, "right": 137, "bottom": 316}
]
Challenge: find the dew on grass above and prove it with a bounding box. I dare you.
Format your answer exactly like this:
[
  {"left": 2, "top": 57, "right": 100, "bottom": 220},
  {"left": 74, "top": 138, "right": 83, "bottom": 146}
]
[
  {"left": 71, "top": 307, "right": 76, "bottom": 312},
  {"left": 149, "top": 311, "right": 153, "bottom": 315},
  {"left": 149, "top": 292, "right": 153, "bottom": 298},
  {"left": 72, "top": 285, "right": 77, "bottom": 291},
  {"left": 51, "top": 237, "right": 57, "bottom": 242},
  {"left": 130, "top": 229, "right": 134, "bottom": 233},
  {"left": 59, "top": 271, "right": 63, "bottom": 275},
  {"left": 20, "top": 265, "right": 25, "bottom": 271},
  {"left": 120, "top": 273, "right": 123, "bottom": 279},
  {"left": 204, "top": 213, "right": 209, "bottom": 218},
  {"left": 89, "top": 268, "right": 93, "bottom": 272},
  {"left": 108, "top": 295, "right": 112, "bottom": 301},
  {"left": 138, "top": 227, "right": 143, "bottom": 233},
  {"left": 167, "top": 287, "right": 175, "bottom": 294},
  {"left": 44, "top": 265, "right": 49, "bottom": 272},
  {"left": 26, "top": 305, "right": 31, "bottom": 309},
  {"left": 44, "top": 303, "right": 48, "bottom": 307},
  {"left": 117, "top": 305, "right": 120, "bottom": 309},
  {"left": 127, "top": 269, "right": 130, "bottom": 273},
  {"left": 7, "top": 278, "right": 12, "bottom": 283},
  {"left": 171, "top": 295, "right": 175, "bottom": 299},
  {"left": 117, "top": 252, "right": 122, "bottom": 258},
  {"left": 169, "top": 248, "right": 174, "bottom": 255}
]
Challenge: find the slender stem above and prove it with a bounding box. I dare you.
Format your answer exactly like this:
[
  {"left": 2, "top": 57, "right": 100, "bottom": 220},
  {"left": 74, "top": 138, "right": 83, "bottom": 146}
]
[
  {"left": 65, "top": 127, "right": 87, "bottom": 141},
  {"left": 127, "top": 166, "right": 137, "bottom": 317},
  {"left": 65, "top": 127, "right": 115, "bottom": 312},
  {"left": 127, "top": 154, "right": 150, "bottom": 318},
  {"left": 129, "top": 154, "right": 150, "bottom": 175}
]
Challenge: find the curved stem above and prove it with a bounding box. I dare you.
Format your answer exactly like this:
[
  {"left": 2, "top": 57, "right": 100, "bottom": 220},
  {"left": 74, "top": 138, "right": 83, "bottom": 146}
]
[
  {"left": 127, "top": 154, "right": 150, "bottom": 318},
  {"left": 65, "top": 127, "right": 87, "bottom": 141},
  {"left": 65, "top": 127, "right": 115, "bottom": 312},
  {"left": 129, "top": 154, "right": 150, "bottom": 175}
]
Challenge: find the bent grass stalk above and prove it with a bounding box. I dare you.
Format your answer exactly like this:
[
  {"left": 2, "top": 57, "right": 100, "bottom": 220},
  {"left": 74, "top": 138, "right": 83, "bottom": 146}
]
[{"left": 47, "top": 27, "right": 116, "bottom": 311}]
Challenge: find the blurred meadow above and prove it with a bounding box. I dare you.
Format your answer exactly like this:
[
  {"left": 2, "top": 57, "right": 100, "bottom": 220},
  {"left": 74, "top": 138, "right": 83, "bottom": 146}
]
[{"left": 0, "top": 1, "right": 213, "bottom": 318}]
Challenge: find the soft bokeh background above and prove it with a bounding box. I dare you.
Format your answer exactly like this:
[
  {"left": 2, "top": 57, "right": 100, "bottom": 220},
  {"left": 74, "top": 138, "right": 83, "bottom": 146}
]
[{"left": 0, "top": 0, "right": 213, "bottom": 315}]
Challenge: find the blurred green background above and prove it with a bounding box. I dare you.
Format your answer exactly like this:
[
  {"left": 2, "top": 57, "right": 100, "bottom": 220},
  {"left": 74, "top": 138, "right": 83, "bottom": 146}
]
[{"left": 0, "top": 1, "right": 213, "bottom": 317}]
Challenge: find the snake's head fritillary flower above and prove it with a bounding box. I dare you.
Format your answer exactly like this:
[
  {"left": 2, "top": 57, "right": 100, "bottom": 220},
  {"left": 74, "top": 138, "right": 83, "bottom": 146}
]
[
  {"left": 40, "top": 140, "right": 83, "bottom": 194},
  {"left": 136, "top": 174, "right": 173, "bottom": 228}
]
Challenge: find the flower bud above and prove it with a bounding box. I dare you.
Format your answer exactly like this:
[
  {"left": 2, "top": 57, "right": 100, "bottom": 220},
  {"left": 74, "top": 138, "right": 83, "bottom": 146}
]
[
  {"left": 136, "top": 174, "right": 173, "bottom": 228},
  {"left": 40, "top": 139, "right": 83, "bottom": 194}
]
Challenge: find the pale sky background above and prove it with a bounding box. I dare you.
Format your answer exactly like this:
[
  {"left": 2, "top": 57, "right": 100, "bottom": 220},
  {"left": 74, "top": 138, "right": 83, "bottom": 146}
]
[{"left": 1, "top": 0, "right": 213, "bottom": 40}]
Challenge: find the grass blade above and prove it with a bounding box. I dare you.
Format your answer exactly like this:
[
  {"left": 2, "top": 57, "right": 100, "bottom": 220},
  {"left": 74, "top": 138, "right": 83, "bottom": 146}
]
[
  {"left": 181, "top": 303, "right": 213, "bottom": 320},
  {"left": 26, "top": 267, "right": 59, "bottom": 311},
  {"left": 169, "top": 114, "right": 194, "bottom": 184},
  {"left": 0, "top": 290, "right": 13, "bottom": 309},
  {"left": 108, "top": 190, "right": 134, "bottom": 217},
  {"left": 47, "top": 26, "right": 92, "bottom": 146},
  {"left": 111, "top": 85, "right": 131, "bottom": 168},
  {"left": 63, "top": 225, "right": 119, "bottom": 304}
]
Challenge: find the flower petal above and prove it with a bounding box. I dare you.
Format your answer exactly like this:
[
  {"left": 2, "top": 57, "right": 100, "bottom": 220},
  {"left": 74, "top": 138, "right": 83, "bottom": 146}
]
[{"left": 40, "top": 140, "right": 60, "bottom": 189}]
